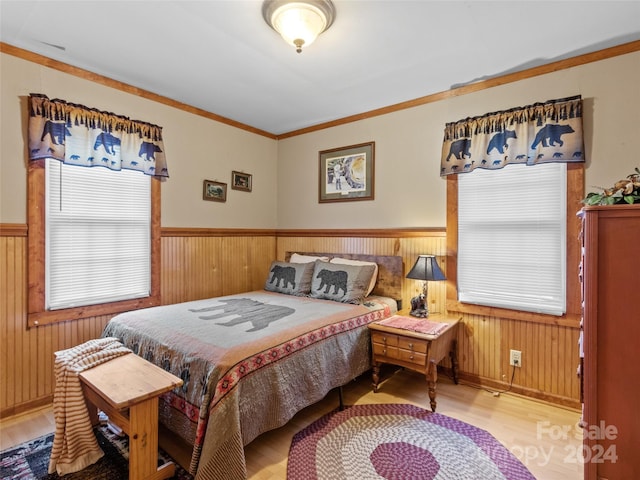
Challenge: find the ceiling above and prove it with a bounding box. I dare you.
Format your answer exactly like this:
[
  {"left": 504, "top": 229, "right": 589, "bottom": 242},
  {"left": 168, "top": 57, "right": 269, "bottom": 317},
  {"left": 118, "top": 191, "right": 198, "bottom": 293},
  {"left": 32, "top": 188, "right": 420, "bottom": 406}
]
[{"left": 2, "top": 1, "right": 639, "bottom": 136}]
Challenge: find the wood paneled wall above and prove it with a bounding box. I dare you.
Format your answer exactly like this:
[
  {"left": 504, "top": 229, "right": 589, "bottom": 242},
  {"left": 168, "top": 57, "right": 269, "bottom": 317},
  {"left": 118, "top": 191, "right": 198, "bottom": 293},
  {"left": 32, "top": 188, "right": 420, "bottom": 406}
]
[
  {"left": 275, "top": 232, "right": 448, "bottom": 313},
  {"left": 0, "top": 229, "right": 276, "bottom": 417},
  {"left": 277, "top": 233, "right": 580, "bottom": 408},
  {"left": 161, "top": 234, "right": 276, "bottom": 305},
  {"left": 0, "top": 233, "right": 113, "bottom": 416},
  {"left": 0, "top": 227, "right": 579, "bottom": 418}
]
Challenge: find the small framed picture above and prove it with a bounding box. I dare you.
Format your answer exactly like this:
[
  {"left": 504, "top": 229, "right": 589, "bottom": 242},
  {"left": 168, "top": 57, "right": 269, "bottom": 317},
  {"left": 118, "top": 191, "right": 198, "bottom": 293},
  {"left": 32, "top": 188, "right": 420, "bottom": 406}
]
[
  {"left": 203, "top": 179, "right": 227, "bottom": 202},
  {"left": 319, "top": 141, "right": 375, "bottom": 203},
  {"left": 231, "top": 171, "right": 252, "bottom": 192}
]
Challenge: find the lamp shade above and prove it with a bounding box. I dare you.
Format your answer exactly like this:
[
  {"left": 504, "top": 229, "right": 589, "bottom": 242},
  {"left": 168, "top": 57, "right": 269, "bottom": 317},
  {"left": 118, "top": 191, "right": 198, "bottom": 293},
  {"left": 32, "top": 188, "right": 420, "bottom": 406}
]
[
  {"left": 406, "top": 255, "right": 446, "bottom": 281},
  {"left": 263, "top": 0, "right": 336, "bottom": 53}
]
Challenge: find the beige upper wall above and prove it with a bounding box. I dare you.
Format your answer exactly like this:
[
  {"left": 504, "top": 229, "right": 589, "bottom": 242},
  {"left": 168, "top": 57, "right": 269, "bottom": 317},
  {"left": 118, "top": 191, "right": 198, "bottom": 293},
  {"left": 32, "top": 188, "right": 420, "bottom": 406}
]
[
  {"left": 0, "top": 53, "right": 278, "bottom": 227},
  {"left": 2, "top": 50, "right": 638, "bottom": 229},
  {"left": 276, "top": 51, "right": 640, "bottom": 229}
]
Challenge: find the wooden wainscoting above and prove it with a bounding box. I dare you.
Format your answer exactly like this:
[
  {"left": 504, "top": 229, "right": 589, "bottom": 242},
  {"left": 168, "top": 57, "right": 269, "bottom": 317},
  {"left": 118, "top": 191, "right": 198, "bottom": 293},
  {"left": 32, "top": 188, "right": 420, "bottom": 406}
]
[
  {"left": 0, "top": 232, "right": 114, "bottom": 416},
  {"left": 276, "top": 229, "right": 449, "bottom": 314},
  {"left": 161, "top": 230, "right": 276, "bottom": 305},
  {"left": 1, "top": 226, "right": 579, "bottom": 418},
  {"left": 276, "top": 232, "right": 580, "bottom": 409},
  {"left": 454, "top": 314, "right": 580, "bottom": 407},
  {"left": 0, "top": 227, "right": 276, "bottom": 417}
]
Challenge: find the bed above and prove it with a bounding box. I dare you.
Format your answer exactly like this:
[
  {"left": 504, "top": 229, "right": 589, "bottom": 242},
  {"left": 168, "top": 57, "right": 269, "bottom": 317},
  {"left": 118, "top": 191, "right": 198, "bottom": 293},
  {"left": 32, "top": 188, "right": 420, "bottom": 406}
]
[{"left": 101, "top": 253, "right": 403, "bottom": 480}]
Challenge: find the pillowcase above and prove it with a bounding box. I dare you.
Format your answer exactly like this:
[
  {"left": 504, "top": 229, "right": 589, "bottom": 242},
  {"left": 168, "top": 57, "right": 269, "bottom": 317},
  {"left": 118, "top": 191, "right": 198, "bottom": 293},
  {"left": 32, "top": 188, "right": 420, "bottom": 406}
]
[
  {"left": 264, "top": 261, "right": 315, "bottom": 296},
  {"left": 310, "top": 261, "right": 377, "bottom": 304},
  {"left": 329, "top": 257, "right": 379, "bottom": 296},
  {"left": 290, "top": 253, "right": 330, "bottom": 263}
]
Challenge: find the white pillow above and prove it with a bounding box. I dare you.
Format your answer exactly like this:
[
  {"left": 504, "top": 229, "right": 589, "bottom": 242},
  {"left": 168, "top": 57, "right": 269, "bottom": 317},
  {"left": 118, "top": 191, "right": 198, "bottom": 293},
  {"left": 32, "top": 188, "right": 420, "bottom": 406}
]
[
  {"left": 329, "top": 257, "right": 378, "bottom": 296},
  {"left": 290, "top": 253, "right": 330, "bottom": 263}
]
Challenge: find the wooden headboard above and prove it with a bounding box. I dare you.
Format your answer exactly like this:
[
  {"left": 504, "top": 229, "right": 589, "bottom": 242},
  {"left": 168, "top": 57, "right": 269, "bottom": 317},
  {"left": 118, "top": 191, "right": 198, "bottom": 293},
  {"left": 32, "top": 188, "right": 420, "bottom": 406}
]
[{"left": 285, "top": 252, "right": 404, "bottom": 304}]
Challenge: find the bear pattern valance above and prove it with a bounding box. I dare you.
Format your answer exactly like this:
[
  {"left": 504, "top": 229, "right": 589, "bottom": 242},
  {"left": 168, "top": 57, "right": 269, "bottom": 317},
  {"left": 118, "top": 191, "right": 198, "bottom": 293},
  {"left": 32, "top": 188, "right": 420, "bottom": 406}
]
[
  {"left": 440, "top": 95, "right": 584, "bottom": 176},
  {"left": 28, "top": 93, "right": 169, "bottom": 178}
]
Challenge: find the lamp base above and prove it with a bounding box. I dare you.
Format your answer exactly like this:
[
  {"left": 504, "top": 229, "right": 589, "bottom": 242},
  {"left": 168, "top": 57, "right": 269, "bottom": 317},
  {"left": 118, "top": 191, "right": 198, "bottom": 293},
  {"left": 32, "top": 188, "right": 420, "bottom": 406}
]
[{"left": 409, "top": 294, "right": 429, "bottom": 318}]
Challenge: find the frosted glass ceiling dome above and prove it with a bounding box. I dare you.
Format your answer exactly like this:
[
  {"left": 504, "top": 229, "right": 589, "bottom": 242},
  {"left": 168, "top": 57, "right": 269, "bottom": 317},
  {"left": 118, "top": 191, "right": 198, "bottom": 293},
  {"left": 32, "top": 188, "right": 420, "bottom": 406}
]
[{"left": 263, "top": 0, "right": 336, "bottom": 53}]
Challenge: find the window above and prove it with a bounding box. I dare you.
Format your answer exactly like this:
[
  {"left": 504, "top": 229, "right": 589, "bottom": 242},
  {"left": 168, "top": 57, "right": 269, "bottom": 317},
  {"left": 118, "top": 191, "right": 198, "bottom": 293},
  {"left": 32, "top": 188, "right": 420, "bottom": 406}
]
[
  {"left": 457, "top": 163, "right": 566, "bottom": 316},
  {"left": 28, "top": 160, "right": 161, "bottom": 327},
  {"left": 446, "top": 163, "right": 583, "bottom": 325},
  {"left": 26, "top": 94, "right": 166, "bottom": 327},
  {"left": 45, "top": 159, "right": 151, "bottom": 310}
]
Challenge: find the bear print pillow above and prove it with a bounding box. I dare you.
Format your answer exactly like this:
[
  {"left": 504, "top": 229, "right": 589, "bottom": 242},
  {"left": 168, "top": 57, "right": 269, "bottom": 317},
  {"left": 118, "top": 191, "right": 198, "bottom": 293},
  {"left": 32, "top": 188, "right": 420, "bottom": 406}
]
[
  {"left": 310, "top": 261, "right": 376, "bottom": 304},
  {"left": 264, "top": 261, "right": 315, "bottom": 296}
]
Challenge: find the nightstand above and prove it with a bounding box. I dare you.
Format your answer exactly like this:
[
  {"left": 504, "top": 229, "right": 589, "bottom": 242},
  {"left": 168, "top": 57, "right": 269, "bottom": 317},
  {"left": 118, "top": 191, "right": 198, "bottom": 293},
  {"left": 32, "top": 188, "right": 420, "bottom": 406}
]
[{"left": 368, "top": 314, "right": 460, "bottom": 412}]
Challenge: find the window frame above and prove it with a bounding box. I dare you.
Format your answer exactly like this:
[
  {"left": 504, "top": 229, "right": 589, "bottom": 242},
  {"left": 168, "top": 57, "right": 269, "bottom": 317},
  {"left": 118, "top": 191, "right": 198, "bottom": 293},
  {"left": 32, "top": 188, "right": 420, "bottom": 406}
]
[
  {"left": 27, "top": 159, "right": 161, "bottom": 327},
  {"left": 445, "top": 162, "right": 584, "bottom": 327}
]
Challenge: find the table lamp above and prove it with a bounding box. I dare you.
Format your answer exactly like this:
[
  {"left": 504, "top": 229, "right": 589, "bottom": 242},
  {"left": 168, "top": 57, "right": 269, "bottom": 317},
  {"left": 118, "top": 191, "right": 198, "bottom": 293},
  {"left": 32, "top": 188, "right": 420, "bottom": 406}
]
[{"left": 406, "top": 255, "right": 446, "bottom": 318}]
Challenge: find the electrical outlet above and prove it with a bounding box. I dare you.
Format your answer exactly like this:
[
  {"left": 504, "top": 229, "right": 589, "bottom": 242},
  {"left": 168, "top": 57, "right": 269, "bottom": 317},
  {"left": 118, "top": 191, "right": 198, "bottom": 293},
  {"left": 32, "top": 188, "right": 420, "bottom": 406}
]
[{"left": 510, "top": 349, "right": 522, "bottom": 367}]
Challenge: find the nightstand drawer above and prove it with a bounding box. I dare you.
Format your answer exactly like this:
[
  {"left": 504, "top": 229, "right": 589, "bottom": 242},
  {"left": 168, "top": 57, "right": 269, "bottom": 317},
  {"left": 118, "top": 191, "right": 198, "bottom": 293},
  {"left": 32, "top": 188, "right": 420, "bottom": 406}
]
[
  {"left": 398, "top": 337, "right": 427, "bottom": 353},
  {"left": 399, "top": 349, "right": 426, "bottom": 366},
  {"left": 371, "top": 332, "right": 399, "bottom": 347},
  {"left": 369, "top": 314, "right": 461, "bottom": 413},
  {"left": 372, "top": 342, "right": 399, "bottom": 359}
]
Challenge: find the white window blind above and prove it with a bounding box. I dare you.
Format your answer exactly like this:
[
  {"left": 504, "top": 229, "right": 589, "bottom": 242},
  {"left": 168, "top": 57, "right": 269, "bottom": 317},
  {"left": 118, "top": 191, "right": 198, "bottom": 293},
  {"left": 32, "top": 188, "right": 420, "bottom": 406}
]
[
  {"left": 45, "top": 159, "right": 151, "bottom": 310},
  {"left": 457, "top": 162, "right": 566, "bottom": 316}
]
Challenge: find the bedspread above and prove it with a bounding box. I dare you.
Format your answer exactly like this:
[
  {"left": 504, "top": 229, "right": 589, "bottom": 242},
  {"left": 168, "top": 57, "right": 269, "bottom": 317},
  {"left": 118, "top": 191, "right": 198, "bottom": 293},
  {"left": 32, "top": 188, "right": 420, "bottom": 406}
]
[{"left": 102, "top": 290, "right": 394, "bottom": 479}]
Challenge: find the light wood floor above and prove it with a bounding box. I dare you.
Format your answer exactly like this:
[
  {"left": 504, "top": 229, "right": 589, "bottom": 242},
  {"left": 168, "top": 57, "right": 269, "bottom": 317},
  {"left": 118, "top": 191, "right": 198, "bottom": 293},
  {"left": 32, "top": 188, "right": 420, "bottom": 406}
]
[{"left": 0, "top": 368, "right": 584, "bottom": 480}]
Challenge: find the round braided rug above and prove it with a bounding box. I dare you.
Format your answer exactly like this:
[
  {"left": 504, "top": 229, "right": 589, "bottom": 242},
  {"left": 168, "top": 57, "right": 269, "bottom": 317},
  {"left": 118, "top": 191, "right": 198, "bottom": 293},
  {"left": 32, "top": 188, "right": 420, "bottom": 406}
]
[{"left": 287, "top": 403, "right": 535, "bottom": 480}]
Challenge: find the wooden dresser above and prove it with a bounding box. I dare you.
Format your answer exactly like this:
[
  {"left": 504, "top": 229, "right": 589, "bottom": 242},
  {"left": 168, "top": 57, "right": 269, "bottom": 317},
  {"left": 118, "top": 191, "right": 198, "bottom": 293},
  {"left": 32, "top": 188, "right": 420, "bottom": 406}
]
[{"left": 580, "top": 204, "right": 640, "bottom": 480}]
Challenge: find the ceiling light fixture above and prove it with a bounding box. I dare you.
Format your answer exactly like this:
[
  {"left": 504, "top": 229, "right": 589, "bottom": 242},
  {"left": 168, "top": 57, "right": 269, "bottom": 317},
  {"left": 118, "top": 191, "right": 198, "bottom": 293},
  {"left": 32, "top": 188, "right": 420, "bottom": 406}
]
[{"left": 262, "top": 0, "right": 336, "bottom": 53}]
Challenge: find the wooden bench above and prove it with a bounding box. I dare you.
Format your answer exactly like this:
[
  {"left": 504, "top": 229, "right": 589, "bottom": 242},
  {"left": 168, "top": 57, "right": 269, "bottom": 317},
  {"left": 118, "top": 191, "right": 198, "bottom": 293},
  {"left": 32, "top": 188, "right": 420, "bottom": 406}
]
[{"left": 79, "top": 353, "right": 183, "bottom": 480}]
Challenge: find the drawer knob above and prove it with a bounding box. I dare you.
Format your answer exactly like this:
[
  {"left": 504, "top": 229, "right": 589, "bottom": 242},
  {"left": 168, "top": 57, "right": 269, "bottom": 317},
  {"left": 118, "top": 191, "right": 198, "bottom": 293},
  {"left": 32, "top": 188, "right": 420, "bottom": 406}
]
[
  {"left": 383, "top": 349, "right": 387, "bottom": 355},
  {"left": 410, "top": 355, "right": 414, "bottom": 360},
  {"left": 382, "top": 337, "right": 387, "bottom": 343},
  {"left": 408, "top": 343, "right": 414, "bottom": 349}
]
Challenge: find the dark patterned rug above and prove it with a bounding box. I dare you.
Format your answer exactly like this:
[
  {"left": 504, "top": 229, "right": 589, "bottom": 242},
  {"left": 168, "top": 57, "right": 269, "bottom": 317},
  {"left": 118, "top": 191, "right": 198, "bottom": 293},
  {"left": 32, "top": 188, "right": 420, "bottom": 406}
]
[
  {"left": 287, "top": 403, "right": 536, "bottom": 480},
  {"left": 0, "top": 424, "right": 193, "bottom": 480}
]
